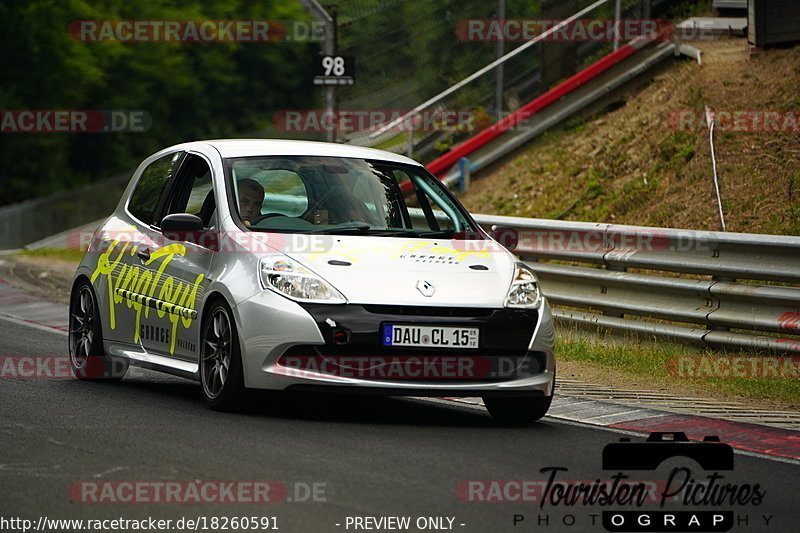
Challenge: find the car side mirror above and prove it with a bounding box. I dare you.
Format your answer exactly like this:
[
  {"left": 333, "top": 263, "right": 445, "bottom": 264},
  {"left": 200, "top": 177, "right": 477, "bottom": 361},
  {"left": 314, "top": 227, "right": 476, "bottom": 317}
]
[
  {"left": 161, "top": 213, "right": 217, "bottom": 248},
  {"left": 161, "top": 213, "right": 203, "bottom": 232},
  {"left": 489, "top": 225, "right": 519, "bottom": 252}
]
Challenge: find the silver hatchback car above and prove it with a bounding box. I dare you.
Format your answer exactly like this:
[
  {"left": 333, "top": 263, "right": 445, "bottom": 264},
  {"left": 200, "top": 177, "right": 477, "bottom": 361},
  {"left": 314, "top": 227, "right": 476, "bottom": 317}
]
[{"left": 69, "top": 140, "right": 555, "bottom": 422}]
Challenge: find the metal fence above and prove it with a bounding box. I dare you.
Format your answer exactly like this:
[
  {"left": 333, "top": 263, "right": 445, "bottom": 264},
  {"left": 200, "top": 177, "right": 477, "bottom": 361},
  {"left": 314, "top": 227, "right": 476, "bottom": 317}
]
[
  {"left": 470, "top": 213, "right": 800, "bottom": 353},
  {"left": 348, "top": 0, "right": 670, "bottom": 161},
  {"left": 0, "top": 174, "right": 129, "bottom": 250}
]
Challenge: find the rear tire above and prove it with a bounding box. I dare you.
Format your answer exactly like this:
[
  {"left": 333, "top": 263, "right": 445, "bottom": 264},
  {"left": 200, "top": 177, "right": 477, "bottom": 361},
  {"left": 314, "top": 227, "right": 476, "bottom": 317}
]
[
  {"left": 200, "top": 301, "right": 246, "bottom": 411},
  {"left": 68, "top": 280, "right": 128, "bottom": 381}
]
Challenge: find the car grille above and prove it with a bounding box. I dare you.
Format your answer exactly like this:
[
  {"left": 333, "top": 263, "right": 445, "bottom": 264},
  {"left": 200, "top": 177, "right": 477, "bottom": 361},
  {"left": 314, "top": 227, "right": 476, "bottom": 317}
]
[{"left": 362, "top": 305, "right": 493, "bottom": 317}]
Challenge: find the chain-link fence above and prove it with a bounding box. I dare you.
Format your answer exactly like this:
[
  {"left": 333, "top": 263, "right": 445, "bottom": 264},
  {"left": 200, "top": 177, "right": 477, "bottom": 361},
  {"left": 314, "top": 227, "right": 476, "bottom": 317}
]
[
  {"left": 0, "top": 174, "right": 128, "bottom": 250},
  {"left": 318, "top": 0, "right": 671, "bottom": 163}
]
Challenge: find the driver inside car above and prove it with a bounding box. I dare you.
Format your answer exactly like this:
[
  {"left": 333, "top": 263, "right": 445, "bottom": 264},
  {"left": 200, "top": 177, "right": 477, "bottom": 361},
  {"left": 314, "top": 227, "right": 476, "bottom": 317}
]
[{"left": 237, "top": 178, "right": 265, "bottom": 226}]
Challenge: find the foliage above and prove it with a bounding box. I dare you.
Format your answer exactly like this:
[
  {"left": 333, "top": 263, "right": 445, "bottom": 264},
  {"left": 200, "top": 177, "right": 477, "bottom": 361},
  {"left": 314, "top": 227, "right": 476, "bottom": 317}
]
[{"left": 0, "top": 0, "right": 317, "bottom": 205}]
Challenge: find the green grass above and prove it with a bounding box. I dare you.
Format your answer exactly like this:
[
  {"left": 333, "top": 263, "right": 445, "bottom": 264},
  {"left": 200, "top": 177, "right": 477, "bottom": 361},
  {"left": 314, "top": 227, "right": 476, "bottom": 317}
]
[
  {"left": 19, "top": 248, "right": 84, "bottom": 263},
  {"left": 557, "top": 334, "right": 800, "bottom": 405}
]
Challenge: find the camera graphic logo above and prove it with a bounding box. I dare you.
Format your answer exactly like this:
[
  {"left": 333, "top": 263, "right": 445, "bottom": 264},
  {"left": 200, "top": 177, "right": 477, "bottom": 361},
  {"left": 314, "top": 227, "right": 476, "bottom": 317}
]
[{"left": 603, "top": 432, "right": 734, "bottom": 471}]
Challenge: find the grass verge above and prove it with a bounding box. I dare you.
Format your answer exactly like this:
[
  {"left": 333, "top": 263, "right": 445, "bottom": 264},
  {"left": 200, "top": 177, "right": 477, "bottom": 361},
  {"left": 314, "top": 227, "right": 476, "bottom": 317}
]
[
  {"left": 19, "top": 248, "right": 85, "bottom": 263},
  {"left": 557, "top": 334, "right": 800, "bottom": 406}
]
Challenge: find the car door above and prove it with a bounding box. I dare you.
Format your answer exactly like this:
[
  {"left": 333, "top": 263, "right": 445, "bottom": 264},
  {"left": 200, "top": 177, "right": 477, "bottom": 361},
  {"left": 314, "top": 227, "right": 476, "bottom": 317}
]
[
  {"left": 136, "top": 152, "right": 216, "bottom": 362},
  {"left": 99, "top": 150, "right": 184, "bottom": 349}
]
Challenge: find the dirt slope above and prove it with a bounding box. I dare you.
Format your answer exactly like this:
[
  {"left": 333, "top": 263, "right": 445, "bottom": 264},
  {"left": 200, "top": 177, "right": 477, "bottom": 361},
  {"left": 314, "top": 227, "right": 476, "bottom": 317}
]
[{"left": 461, "top": 38, "right": 800, "bottom": 235}]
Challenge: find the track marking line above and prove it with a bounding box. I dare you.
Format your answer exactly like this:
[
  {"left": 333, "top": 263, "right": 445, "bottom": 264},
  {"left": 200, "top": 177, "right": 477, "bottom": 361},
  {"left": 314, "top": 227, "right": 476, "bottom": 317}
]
[{"left": 0, "top": 311, "right": 68, "bottom": 336}]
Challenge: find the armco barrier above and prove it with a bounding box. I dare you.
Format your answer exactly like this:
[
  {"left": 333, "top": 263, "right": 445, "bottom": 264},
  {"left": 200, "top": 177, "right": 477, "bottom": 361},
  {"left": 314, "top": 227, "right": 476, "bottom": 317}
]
[{"left": 469, "top": 213, "right": 800, "bottom": 353}]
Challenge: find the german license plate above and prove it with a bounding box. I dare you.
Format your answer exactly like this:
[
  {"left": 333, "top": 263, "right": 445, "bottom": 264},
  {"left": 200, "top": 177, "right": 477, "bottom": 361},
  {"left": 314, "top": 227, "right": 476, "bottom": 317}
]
[{"left": 382, "top": 325, "right": 479, "bottom": 349}]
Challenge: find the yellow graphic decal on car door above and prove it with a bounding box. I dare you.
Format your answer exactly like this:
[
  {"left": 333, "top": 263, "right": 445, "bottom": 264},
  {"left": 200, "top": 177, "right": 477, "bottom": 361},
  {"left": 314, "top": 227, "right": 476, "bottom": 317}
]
[{"left": 91, "top": 241, "right": 204, "bottom": 355}]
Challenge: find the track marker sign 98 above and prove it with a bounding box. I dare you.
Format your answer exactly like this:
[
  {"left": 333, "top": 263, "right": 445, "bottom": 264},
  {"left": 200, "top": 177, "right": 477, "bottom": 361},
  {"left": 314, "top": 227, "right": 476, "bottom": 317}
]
[{"left": 313, "top": 55, "right": 355, "bottom": 86}]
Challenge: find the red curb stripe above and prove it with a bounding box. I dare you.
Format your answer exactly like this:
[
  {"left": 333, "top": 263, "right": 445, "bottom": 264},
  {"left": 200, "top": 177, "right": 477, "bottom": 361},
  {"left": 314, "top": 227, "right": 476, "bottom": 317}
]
[{"left": 610, "top": 415, "right": 800, "bottom": 460}]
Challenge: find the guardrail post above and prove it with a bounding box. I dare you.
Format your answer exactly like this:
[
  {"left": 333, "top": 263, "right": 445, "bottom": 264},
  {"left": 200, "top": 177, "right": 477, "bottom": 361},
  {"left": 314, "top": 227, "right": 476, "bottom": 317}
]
[
  {"left": 707, "top": 275, "right": 734, "bottom": 332},
  {"left": 602, "top": 265, "right": 626, "bottom": 317},
  {"left": 494, "top": 0, "right": 506, "bottom": 121},
  {"left": 641, "top": 0, "right": 651, "bottom": 19},
  {"left": 457, "top": 157, "right": 471, "bottom": 194},
  {"left": 407, "top": 129, "right": 414, "bottom": 158},
  {"left": 300, "top": 0, "right": 336, "bottom": 143}
]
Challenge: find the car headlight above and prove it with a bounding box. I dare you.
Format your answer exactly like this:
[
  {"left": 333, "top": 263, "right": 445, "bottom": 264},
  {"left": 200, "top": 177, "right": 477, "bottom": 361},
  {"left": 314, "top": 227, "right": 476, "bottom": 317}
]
[
  {"left": 504, "top": 263, "right": 542, "bottom": 309},
  {"left": 259, "top": 255, "right": 346, "bottom": 303}
]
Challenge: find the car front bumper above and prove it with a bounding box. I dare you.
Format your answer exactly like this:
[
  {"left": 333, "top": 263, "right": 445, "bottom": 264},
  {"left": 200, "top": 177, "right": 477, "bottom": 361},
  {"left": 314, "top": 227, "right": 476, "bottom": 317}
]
[{"left": 234, "top": 291, "right": 555, "bottom": 397}]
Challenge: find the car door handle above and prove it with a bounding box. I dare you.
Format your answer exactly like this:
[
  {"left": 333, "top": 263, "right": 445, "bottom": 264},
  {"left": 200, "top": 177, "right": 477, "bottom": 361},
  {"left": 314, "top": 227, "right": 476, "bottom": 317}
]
[{"left": 136, "top": 247, "right": 151, "bottom": 262}]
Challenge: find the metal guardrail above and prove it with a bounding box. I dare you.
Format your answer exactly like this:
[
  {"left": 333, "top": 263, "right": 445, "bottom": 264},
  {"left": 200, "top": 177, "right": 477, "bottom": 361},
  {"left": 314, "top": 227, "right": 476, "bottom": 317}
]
[{"left": 469, "top": 213, "right": 800, "bottom": 353}]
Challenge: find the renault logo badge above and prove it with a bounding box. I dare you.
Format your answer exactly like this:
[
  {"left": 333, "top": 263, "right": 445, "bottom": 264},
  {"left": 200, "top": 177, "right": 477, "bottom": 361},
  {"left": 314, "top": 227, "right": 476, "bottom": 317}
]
[{"left": 416, "top": 280, "right": 435, "bottom": 297}]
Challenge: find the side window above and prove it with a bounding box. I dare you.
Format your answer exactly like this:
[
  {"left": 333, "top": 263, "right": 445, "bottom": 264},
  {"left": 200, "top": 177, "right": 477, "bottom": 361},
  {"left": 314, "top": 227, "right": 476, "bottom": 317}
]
[
  {"left": 128, "top": 152, "right": 182, "bottom": 225},
  {"left": 163, "top": 154, "right": 215, "bottom": 227}
]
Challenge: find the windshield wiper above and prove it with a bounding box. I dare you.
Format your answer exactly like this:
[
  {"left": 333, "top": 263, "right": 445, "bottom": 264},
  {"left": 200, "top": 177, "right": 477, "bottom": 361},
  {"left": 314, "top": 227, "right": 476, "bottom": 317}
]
[
  {"left": 307, "top": 224, "right": 371, "bottom": 235},
  {"left": 416, "top": 230, "right": 455, "bottom": 238},
  {"left": 306, "top": 226, "right": 451, "bottom": 237},
  {"left": 363, "top": 229, "right": 419, "bottom": 237}
]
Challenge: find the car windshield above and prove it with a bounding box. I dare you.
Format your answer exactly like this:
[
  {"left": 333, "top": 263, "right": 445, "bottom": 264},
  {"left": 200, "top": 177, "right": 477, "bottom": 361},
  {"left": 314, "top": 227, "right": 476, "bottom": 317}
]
[{"left": 224, "top": 156, "right": 481, "bottom": 237}]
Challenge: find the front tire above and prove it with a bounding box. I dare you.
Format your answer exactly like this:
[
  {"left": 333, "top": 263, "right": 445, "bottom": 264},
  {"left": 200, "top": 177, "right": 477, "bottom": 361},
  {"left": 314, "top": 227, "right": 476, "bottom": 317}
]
[
  {"left": 483, "top": 373, "right": 554, "bottom": 425},
  {"left": 200, "top": 301, "right": 246, "bottom": 410},
  {"left": 483, "top": 394, "right": 552, "bottom": 424},
  {"left": 69, "top": 280, "right": 128, "bottom": 380}
]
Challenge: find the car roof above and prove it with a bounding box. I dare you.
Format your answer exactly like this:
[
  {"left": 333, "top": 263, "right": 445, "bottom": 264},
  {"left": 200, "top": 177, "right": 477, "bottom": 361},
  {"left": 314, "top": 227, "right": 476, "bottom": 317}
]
[{"left": 194, "top": 139, "right": 422, "bottom": 166}]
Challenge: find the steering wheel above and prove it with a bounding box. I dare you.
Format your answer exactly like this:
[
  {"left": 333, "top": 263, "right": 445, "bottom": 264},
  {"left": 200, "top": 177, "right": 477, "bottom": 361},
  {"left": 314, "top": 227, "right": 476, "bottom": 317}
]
[{"left": 251, "top": 213, "right": 288, "bottom": 224}]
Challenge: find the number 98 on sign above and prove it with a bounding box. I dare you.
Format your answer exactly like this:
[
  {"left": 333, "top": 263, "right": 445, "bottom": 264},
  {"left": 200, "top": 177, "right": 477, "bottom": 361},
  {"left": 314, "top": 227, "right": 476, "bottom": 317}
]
[{"left": 313, "top": 55, "right": 355, "bottom": 86}]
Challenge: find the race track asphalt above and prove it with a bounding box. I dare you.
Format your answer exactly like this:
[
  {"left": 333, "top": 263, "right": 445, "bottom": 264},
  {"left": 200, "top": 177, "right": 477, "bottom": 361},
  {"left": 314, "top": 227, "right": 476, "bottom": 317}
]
[{"left": 0, "top": 317, "right": 797, "bottom": 533}]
